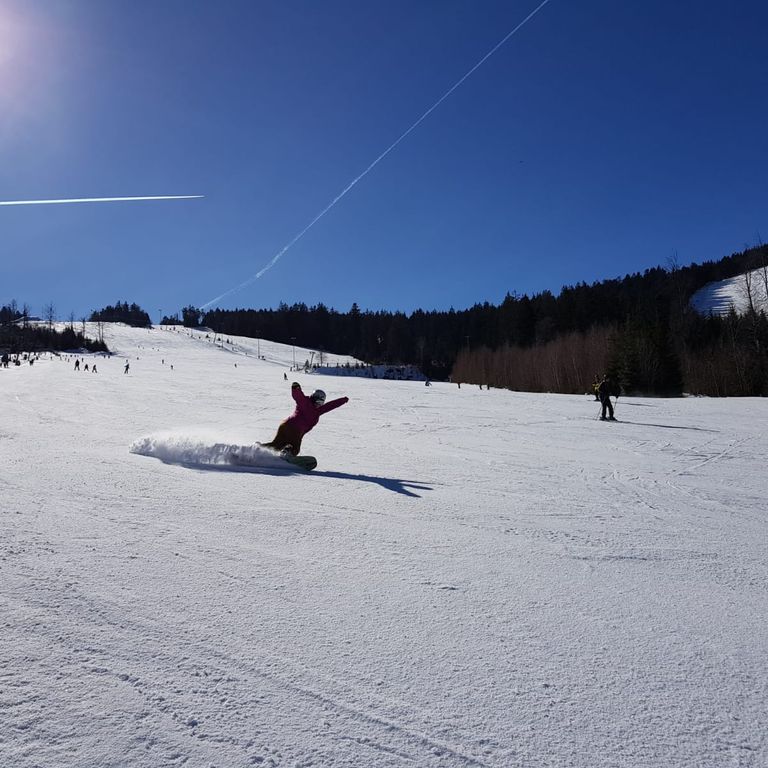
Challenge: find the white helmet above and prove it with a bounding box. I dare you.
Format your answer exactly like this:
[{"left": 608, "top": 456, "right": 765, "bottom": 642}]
[{"left": 310, "top": 389, "right": 326, "bottom": 404}]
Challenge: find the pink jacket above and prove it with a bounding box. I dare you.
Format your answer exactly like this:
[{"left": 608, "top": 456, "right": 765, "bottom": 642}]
[{"left": 284, "top": 385, "right": 348, "bottom": 436}]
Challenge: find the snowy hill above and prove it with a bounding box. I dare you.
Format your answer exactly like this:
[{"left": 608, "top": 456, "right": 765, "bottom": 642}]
[
  {"left": 690, "top": 265, "right": 768, "bottom": 316},
  {"left": 2, "top": 323, "right": 768, "bottom": 767}
]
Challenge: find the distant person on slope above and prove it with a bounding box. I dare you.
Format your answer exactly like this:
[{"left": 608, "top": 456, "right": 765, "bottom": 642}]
[
  {"left": 262, "top": 382, "right": 348, "bottom": 456},
  {"left": 597, "top": 375, "right": 619, "bottom": 421}
]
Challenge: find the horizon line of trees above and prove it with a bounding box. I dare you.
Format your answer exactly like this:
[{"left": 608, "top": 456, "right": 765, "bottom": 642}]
[
  {"left": 0, "top": 302, "right": 108, "bottom": 354},
  {"left": 6, "top": 243, "right": 766, "bottom": 394},
  {"left": 90, "top": 301, "right": 151, "bottom": 327},
  {"left": 166, "top": 243, "right": 768, "bottom": 396}
]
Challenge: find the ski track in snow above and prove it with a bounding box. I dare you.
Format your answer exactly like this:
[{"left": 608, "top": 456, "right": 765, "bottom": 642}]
[{"left": 1, "top": 323, "right": 767, "bottom": 767}]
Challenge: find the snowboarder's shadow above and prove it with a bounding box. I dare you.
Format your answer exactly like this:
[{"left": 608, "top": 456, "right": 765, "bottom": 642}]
[
  {"left": 183, "top": 462, "right": 432, "bottom": 497},
  {"left": 312, "top": 470, "right": 433, "bottom": 498}
]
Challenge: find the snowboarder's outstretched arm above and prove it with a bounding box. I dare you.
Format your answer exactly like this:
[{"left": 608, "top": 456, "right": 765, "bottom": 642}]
[
  {"left": 291, "top": 382, "right": 309, "bottom": 405},
  {"left": 317, "top": 396, "right": 349, "bottom": 414}
]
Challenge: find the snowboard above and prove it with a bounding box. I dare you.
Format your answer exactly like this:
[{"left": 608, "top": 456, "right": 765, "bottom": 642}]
[
  {"left": 281, "top": 454, "right": 317, "bottom": 472},
  {"left": 252, "top": 442, "right": 317, "bottom": 471},
  {"left": 226, "top": 446, "right": 317, "bottom": 472}
]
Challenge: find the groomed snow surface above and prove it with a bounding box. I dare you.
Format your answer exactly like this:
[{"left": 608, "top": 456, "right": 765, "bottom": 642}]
[{"left": 2, "top": 324, "right": 767, "bottom": 768}]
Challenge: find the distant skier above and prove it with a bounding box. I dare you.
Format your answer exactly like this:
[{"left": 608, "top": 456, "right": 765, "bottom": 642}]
[
  {"left": 597, "top": 375, "right": 619, "bottom": 421},
  {"left": 262, "top": 382, "right": 348, "bottom": 456},
  {"left": 74, "top": 359, "right": 80, "bottom": 371},
  {"left": 124, "top": 361, "right": 130, "bottom": 374}
]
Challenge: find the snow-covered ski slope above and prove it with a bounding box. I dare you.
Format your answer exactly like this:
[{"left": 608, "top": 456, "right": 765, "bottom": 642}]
[
  {"left": 2, "top": 323, "right": 767, "bottom": 768},
  {"left": 691, "top": 266, "right": 768, "bottom": 316}
]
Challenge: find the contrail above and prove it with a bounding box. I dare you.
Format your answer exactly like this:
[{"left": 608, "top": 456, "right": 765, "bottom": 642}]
[
  {"left": 201, "top": 0, "right": 552, "bottom": 309},
  {"left": 0, "top": 195, "right": 204, "bottom": 206}
]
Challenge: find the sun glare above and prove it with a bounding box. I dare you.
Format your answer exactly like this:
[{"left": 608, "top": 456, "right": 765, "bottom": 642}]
[
  {"left": 0, "top": 4, "right": 63, "bottom": 127},
  {"left": 0, "top": 5, "right": 30, "bottom": 104},
  {"left": 0, "top": 5, "right": 23, "bottom": 66}
]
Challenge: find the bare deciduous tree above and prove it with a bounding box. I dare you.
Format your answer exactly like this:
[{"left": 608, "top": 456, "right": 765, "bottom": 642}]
[
  {"left": 451, "top": 326, "right": 615, "bottom": 394},
  {"left": 742, "top": 267, "right": 756, "bottom": 315},
  {"left": 43, "top": 302, "right": 56, "bottom": 330}
]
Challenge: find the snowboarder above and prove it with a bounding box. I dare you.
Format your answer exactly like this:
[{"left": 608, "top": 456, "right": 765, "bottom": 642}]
[
  {"left": 262, "top": 382, "right": 348, "bottom": 456},
  {"left": 597, "top": 375, "right": 618, "bottom": 421}
]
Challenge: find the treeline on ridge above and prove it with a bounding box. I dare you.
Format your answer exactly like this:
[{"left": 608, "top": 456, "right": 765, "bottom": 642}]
[
  {"left": 90, "top": 301, "right": 151, "bottom": 327},
  {"left": 169, "top": 243, "right": 768, "bottom": 396},
  {"left": 0, "top": 303, "right": 108, "bottom": 354}
]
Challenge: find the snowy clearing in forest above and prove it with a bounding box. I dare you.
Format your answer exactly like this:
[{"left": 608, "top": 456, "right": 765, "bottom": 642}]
[
  {"left": 2, "top": 323, "right": 767, "bottom": 767},
  {"left": 691, "top": 266, "right": 768, "bottom": 316}
]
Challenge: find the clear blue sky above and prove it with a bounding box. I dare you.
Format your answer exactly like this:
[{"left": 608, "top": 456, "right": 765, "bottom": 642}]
[{"left": 1, "top": 0, "right": 767, "bottom": 322}]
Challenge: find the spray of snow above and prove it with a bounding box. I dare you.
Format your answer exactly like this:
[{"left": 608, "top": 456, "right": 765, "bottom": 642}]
[{"left": 129, "top": 430, "right": 287, "bottom": 469}]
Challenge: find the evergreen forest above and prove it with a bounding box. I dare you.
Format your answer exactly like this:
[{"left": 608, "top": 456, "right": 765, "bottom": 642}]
[
  {"left": 0, "top": 303, "right": 108, "bottom": 355},
  {"left": 90, "top": 301, "right": 151, "bottom": 327},
  {"left": 168, "top": 244, "right": 768, "bottom": 397}
]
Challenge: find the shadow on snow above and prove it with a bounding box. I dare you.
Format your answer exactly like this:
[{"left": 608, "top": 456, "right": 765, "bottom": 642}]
[
  {"left": 177, "top": 461, "right": 433, "bottom": 497},
  {"left": 312, "top": 470, "right": 432, "bottom": 498},
  {"left": 613, "top": 420, "right": 719, "bottom": 433}
]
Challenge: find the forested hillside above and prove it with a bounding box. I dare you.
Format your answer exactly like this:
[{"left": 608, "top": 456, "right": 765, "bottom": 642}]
[
  {"left": 0, "top": 304, "right": 109, "bottom": 355},
  {"left": 176, "top": 243, "right": 768, "bottom": 396},
  {"left": 90, "top": 301, "right": 151, "bottom": 327}
]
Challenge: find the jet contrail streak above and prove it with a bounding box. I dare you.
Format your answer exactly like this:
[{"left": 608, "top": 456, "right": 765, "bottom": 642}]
[
  {"left": 0, "top": 195, "right": 204, "bottom": 206},
  {"left": 201, "top": 0, "right": 552, "bottom": 310}
]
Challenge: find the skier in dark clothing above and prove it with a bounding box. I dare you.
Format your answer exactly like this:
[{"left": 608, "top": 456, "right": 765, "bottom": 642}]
[{"left": 597, "top": 375, "right": 618, "bottom": 421}]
